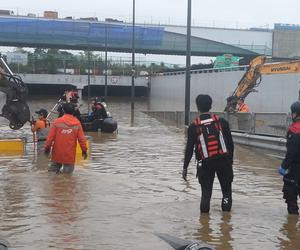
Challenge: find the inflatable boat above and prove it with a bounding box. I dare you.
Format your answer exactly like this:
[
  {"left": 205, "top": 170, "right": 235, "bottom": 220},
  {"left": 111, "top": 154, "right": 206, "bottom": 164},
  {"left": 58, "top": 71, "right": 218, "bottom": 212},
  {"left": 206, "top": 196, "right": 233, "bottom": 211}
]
[
  {"left": 80, "top": 101, "right": 117, "bottom": 133},
  {"left": 80, "top": 116, "right": 118, "bottom": 133}
]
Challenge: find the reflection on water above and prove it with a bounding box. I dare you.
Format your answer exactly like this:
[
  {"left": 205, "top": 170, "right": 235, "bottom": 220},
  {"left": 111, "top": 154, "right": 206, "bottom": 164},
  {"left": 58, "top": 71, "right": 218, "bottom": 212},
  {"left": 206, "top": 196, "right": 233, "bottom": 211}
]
[
  {"left": 278, "top": 215, "right": 300, "bottom": 250},
  {"left": 0, "top": 97, "right": 299, "bottom": 249},
  {"left": 196, "top": 213, "right": 233, "bottom": 250}
]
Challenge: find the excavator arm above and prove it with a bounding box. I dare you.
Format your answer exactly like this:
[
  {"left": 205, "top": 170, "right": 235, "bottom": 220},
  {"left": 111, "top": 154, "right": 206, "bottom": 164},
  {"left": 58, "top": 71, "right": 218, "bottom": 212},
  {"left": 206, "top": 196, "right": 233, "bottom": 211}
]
[
  {"left": 225, "top": 56, "right": 300, "bottom": 112},
  {"left": 0, "top": 56, "right": 30, "bottom": 129}
]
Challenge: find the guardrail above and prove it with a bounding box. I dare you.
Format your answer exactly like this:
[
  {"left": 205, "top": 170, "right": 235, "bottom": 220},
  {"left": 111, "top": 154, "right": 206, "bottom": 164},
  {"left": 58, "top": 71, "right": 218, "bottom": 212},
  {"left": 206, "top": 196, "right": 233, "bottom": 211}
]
[
  {"left": 146, "top": 111, "right": 291, "bottom": 136},
  {"left": 146, "top": 110, "right": 292, "bottom": 158},
  {"left": 215, "top": 112, "right": 291, "bottom": 137},
  {"left": 231, "top": 132, "right": 286, "bottom": 156},
  {"left": 145, "top": 111, "right": 290, "bottom": 156},
  {"left": 155, "top": 65, "right": 248, "bottom": 76}
]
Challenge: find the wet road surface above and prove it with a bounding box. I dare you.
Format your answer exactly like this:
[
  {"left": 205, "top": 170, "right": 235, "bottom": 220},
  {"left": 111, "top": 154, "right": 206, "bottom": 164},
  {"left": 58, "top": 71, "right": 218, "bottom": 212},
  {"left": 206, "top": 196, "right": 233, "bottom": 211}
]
[{"left": 0, "top": 97, "right": 299, "bottom": 249}]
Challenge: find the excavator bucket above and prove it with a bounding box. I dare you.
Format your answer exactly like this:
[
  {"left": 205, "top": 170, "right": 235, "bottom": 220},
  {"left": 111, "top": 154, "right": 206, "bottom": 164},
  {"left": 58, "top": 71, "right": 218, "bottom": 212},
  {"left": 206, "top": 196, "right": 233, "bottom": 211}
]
[
  {"left": 0, "top": 56, "right": 30, "bottom": 129},
  {"left": 1, "top": 101, "right": 30, "bottom": 130}
]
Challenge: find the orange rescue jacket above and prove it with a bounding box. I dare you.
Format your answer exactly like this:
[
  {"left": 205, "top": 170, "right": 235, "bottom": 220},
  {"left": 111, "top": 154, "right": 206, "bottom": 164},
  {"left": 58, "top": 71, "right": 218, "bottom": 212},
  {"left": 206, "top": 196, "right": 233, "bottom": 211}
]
[
  {"left": 237, "top": 103, "right": 249, "bottom": 112},
  {"left": 44, "top": 114, "right": 87, "bottom": 164},
  {"left": 31, "top": 118, "right": 49, "bottom": 132}
]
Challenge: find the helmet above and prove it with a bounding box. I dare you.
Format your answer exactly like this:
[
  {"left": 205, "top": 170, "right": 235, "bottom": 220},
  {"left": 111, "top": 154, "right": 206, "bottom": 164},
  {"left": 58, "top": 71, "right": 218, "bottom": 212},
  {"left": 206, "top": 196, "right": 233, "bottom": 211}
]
[
  {"left": 35, "top": 108, "right": 48, "bottom": 118},
  {"left": 290, "top": 101, "right": 300, "bottom": 114}
]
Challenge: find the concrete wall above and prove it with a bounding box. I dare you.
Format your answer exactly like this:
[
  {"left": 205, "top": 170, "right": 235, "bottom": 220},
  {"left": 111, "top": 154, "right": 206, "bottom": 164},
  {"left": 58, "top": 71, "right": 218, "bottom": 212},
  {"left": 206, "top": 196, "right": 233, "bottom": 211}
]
[
  {"left": 149, "top": 69, "right": 300, "bottom": 112},
  {"left": 164, "top": 25, "right": 273, "bottom": 55},
  {"left": 20, "top": 74, "right": 149, "bottom": 89},
  {"left": 273, "top": 30, "right": 300, "bottom": 58}
]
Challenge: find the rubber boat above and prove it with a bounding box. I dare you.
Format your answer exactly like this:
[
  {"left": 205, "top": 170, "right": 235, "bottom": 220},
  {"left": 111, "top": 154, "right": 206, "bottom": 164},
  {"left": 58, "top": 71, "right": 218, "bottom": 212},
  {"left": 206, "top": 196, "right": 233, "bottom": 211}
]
[
  {"left": 80, "top": 116, "right": 118, "bottom": 133},
  {"left": 156, "top": 233, "right": 215, "bottom": 250},
  {"left": 80, "top": 102, "right": 117, "bottom": 133}
]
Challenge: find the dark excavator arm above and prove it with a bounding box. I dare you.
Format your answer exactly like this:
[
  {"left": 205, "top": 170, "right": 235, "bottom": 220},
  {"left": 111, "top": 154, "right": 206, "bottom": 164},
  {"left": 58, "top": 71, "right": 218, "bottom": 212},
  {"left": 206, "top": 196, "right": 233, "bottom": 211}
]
[{"left": 0, "top": 56, "right": 30, "bottom": 130}]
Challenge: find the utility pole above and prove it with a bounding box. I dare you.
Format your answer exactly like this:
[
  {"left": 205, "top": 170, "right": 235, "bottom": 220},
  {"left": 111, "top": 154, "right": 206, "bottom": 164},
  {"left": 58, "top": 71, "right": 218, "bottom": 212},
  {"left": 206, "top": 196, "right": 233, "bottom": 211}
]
[
  {"left": 105, "top": 24, "right": 108, "bottom": 99},
  {"left": 87, "top": 51, "right": 91, "bottom": 113},
  {"left": 185, "top": 0, "right": 192, "bottom": 126}
]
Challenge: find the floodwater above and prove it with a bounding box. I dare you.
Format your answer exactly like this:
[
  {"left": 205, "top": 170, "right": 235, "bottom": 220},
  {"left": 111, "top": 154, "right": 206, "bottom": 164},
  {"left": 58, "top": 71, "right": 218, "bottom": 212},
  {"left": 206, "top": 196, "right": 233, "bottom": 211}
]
[{"left": 0, "top": 97, "right": 299, "bottom": 250}]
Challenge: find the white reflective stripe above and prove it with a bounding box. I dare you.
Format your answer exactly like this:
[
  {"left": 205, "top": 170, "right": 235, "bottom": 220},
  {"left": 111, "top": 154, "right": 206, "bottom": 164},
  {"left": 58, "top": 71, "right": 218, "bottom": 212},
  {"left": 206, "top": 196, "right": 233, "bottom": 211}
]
[
  {"left": 219, "top": 131, "right": 228, "bottom": 153},
  {"left": 200, "top": 118, "right": 213, "bottom": 124},
  {"left": 199, "top": 134, "right": 208, "bottom": 158}
]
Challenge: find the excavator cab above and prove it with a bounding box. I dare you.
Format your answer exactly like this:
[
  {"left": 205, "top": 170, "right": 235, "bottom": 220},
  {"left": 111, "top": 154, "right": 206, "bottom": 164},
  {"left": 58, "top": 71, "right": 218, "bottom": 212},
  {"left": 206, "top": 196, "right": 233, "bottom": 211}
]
[{"left": 0, "top": 56, "right": 30, "bottom": 130}]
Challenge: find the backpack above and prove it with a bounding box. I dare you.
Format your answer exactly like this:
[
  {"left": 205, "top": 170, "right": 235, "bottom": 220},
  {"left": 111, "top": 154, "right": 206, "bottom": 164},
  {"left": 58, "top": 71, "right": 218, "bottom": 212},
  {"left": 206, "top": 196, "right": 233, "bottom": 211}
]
[{"left": 193, "top": 114, "right": 228, "bottom": 161}]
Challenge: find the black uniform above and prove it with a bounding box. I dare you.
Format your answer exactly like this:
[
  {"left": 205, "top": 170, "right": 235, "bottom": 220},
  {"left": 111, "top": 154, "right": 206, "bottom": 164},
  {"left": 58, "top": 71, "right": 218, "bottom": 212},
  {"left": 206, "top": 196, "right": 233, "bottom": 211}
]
[
  {"left": 281, "top": 120, "right": 300, "bottom": 214},
  {"left": 183, "top": 113, "right": 234, "bottom": 213}
]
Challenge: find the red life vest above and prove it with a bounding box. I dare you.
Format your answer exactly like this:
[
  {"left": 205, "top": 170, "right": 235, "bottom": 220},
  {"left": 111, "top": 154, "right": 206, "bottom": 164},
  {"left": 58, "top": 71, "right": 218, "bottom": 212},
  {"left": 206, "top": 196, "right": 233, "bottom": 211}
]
[
  {"left": 193, "top": 114, "right": 228, "bottom": 161},
  {"left": 288, "top": 121, "right": 300, "bottom": 134}
]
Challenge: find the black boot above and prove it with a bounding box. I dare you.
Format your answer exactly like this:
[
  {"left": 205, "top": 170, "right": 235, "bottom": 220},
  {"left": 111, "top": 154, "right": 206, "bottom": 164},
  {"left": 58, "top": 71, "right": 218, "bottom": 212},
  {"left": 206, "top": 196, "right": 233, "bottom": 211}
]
[
  {"left": 287, "top": 201, "right": 299, "bottom": 215},
  {"left": 200, "top": 196, "right": 210, "bottom": 213},
  {"left": 221, "top": 197, "right": 232, "bottom": 212}
]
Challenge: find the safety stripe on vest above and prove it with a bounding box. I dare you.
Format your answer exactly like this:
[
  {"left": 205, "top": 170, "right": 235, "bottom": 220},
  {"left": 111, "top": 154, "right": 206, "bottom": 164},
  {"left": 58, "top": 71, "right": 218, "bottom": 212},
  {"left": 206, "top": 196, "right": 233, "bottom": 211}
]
[
  {"left": 55, "top": 123, "right": 79, "bottom": 130},
  {"left": 200, "top": 118, "right": 213, "bottom": 124},
  {"left": 199, "top": 133, "right": 208, "bottom": 158},
  {"left": 219, "top": 130, "right": 228, "bottom": 153}
]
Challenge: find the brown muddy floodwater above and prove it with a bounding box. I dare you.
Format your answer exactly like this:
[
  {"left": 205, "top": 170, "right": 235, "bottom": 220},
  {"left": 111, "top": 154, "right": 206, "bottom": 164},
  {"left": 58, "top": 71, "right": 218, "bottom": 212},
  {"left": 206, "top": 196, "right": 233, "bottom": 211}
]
[{"left": 0, "top": 97, "right": 299, "bottom": 250}]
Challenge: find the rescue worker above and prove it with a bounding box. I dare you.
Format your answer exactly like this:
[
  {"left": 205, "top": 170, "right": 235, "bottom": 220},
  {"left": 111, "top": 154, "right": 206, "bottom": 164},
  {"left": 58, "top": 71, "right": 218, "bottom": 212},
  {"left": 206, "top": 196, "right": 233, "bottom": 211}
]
[
  {"left": 44, "top": 103, "right": 88, "bottom": 174},
  {"left": 278, "top": 101, "right": 300, "bottom": 214},
  {"left": 236, "top": 98, "right": 249, "bottom": 112},
  {"left": 69, "top": 89, "right": 79, "bottom": 104},
  {"left": 31, "top": 108, "right": 50, "bottom": 153},
  {"left": 65, "top": 88, "right": 79, "bottom": 104},
  {"left": 182, "top": 94, "right": 234, "bottom": 213},
  {"left": 90, "top": 97, "right": 108, "bottom": 120},
  {"left": 31, "top": 109, "right": 49, "bottom": 133}
]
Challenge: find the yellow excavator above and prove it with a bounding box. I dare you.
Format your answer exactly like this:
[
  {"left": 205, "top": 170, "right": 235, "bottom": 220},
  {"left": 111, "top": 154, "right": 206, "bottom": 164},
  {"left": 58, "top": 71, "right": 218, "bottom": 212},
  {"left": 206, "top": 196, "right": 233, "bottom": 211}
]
[
  {"left": 0, "top": 56, "right": 30, "bottom": 129},
  {"left": 225, "top": 55, "right": 300, "bottom": 112}
]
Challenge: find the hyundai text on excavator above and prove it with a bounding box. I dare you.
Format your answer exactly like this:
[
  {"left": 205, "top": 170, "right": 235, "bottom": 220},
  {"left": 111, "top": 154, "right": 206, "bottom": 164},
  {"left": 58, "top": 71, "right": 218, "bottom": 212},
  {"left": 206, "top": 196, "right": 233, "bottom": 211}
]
[
  {"left": 0, "top": 55, "right": 30, "bottom": 129},
  {"left": 225, "top": 56, "right": 300, "bottom": 112}
]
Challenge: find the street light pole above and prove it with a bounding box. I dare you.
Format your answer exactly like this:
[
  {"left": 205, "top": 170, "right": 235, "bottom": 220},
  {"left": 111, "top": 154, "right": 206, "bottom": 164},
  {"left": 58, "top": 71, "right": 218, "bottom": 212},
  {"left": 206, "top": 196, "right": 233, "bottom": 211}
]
[
  {"left": 185, "top": 0, "right": 192, "bottom": 126},
  {"left": 105, "top": 24, "right": 108, "bottom": 99},
  {"left": 87, "top": 51, "right": 91, "bottom": 113},
  {"left": 131, "top": 0, "right": 136, "bottom": 111}
]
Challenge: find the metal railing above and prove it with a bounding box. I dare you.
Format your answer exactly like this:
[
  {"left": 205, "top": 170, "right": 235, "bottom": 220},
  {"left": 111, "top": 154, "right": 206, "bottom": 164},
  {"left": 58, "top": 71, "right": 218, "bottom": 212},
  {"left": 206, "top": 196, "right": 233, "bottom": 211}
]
[
  {"left": 155, "top": 65, "right": 248, "bottom": 76},
  {"left": 146, "top": 111, "right": 290, "bottom": 138}
]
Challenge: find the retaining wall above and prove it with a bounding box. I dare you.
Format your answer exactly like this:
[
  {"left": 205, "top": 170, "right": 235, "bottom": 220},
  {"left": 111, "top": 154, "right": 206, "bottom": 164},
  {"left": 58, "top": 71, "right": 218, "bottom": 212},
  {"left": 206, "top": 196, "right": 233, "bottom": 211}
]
[{"left": 150, "top": 69, "right": 300, "bottom": 113}]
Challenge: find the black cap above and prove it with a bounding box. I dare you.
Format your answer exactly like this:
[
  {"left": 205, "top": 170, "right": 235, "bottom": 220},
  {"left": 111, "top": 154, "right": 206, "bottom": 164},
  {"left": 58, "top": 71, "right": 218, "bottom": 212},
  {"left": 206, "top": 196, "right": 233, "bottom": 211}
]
[
  {"left": 62, "top": 103, "right": 75, "bottom": 115},
  {"left": 35, "top": 108, "right": 48, "bottom": 118}
]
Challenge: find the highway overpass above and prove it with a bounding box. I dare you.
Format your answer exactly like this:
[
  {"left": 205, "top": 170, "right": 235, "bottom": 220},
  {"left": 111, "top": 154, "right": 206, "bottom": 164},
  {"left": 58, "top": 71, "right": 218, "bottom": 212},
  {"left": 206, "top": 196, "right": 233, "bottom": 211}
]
[{"left": 0, "top": 15, "right": 258, "bottom": 58}]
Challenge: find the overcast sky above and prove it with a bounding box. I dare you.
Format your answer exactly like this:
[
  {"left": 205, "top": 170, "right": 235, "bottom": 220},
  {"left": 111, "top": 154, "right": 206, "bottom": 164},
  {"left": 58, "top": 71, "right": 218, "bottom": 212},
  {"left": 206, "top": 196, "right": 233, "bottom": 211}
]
[{"left": 3, "top": 0, "right": 300, "bottom": 64}]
